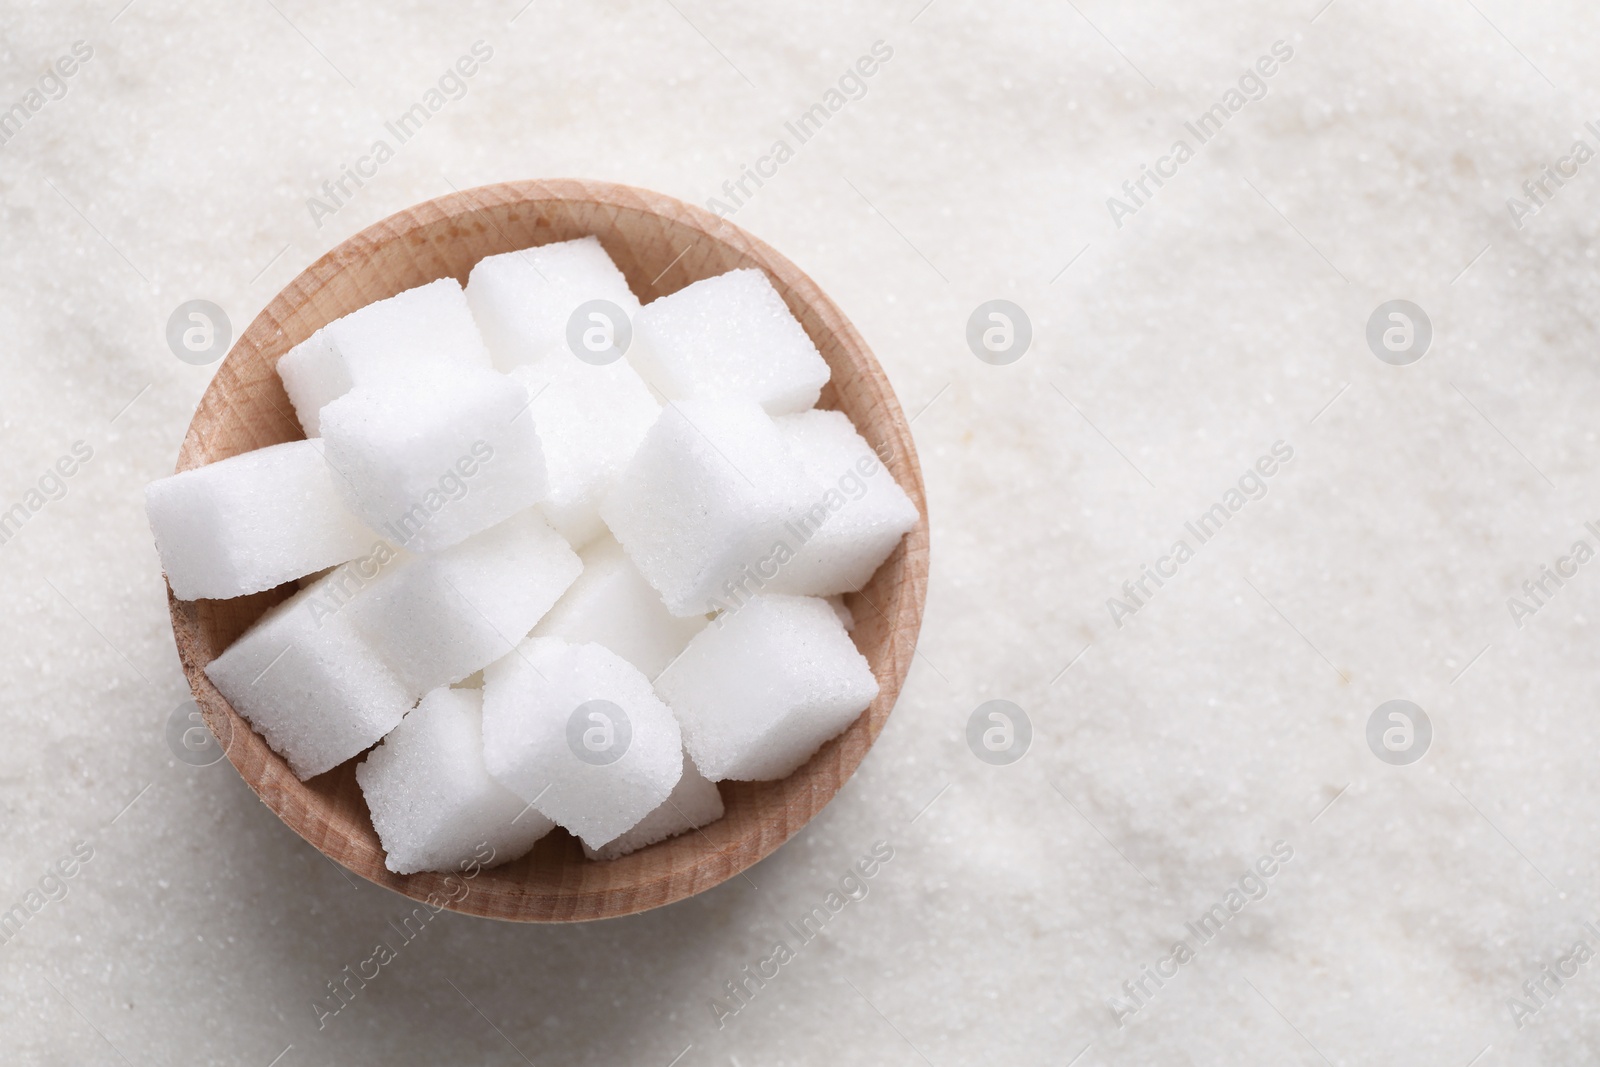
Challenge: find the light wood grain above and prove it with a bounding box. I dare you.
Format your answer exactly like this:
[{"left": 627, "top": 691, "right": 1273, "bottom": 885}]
[{"left": 166, "top": 179, "right": 929, "bottom": 922}]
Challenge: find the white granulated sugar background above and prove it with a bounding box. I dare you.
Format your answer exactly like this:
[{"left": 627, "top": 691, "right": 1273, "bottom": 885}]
[{"left": 2, "top": 0, "right": 1598, "bottom": 1062}]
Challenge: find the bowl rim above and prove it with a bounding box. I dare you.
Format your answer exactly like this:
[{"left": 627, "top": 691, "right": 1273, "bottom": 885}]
[{"left": 166, "top": 178, "right": 930, "bottom": 921}]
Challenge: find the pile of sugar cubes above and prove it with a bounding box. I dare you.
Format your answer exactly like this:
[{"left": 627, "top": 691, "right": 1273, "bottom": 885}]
[{"left": 146, "top": 238, "right": 919, "bottom": 873}]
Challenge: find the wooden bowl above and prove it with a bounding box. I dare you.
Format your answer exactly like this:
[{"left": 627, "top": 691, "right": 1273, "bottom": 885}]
[{"left": 167, "top": 179, "right": 929, "bottom": 922}]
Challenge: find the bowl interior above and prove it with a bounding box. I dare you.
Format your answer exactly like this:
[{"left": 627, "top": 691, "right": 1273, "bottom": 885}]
[{"left": 168, "top": 179, "right": 928, "bottom": 921}]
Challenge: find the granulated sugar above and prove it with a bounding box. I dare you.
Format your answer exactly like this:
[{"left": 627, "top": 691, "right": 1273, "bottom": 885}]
[{"left": 4, "top": 1, "right": 1600, "bottom": 1065}]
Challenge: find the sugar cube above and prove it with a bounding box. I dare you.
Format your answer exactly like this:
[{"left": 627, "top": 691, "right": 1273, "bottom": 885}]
[
  {"left": 204, "top": 573, "right": 413, "bottom": 779},
  {"left": 599, "top": 400, "right": 819, "bottom": 616},
  {"left": 628, "top": 268, "right": 829, "bottom": 415},
  {"left": 825, "top": 594, "right": 855, "bottom": 631},
  {"left": 319, "top": 366, "right": 548, "bottom": 552},
  {"left": 656, "top": 594, "right": 878, "bottom": 780},
  {"left": 764, "top": 409, "right": 919, "bottom": 596},
  {"left": 480, "top": 637, "right": 683, "bottom": 849},
  {"left": 533, "top": 535, "right": 705, "bottom": 679},
  {"left": 343, "top": 510, "right": 581, "bottom": 697},
  {"left": 357, "top": 687, "right": 556, "bottom": 874},
  {"left": 147, "top": 439, "right": 379, "bottom": 601},
  {"left": 508, "top": 355, "right": 659, "bottom": 548},
  {"left": 275, "top": 331, "right": 342, "bottom": 438},
  {"left": 583, "top": 752, "right": 724, "bottom": 861},
  {"left": 278, "top": 278, "right": 492, "bottom": 436},
  {"left": 466, "top": 237, "right": 641, "bottom": 372}
]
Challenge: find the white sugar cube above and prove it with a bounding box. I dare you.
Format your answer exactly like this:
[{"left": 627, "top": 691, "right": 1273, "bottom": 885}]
[
  {"left": 275, "top": 331, "right": 342, "bottom": 437},
  {"left": 583, "top": 752, "right": 724, "bottom": 861},
  {"left": 147, "top": 439, "right": 378, "bottom": 601},
  {"left": 508, "top": 355, "right": 659, "bottom": 548},
  {"left": 480, "top": 637, "right": 683, "bottom": 849},
  {"left": 319, "top": 366, "right": 548, "bottom": 552},
  {"left": 343, "top": 510, "right": 581, "bottom": 697},
  {"left": 278, "top": 278, "right": 492, "bottom": 436},
  {"left": 599, "top": 400, "right": 819, "bottom": 617},
  {"left": 656, "top": 594, "right": 878, "bottom": 781},
  {"left": 533, "top": 536, "right": 706, "bottom": 679},
  {"left": 357, "top": 687, "right": 556, "bottom": 874},
  {"left": 825, "top": 594, "right": 855, "bottom": 631},
  {"left": 204, "top": 573, "right": 413, "bottom": 779},
  {"left": 765, "top": 409, "right": 919, "bottom": 596},
  {"left": 466, "top": 237, "right": 641, "bottom": 372},
  {"left": 628, "top": 268, "right": 829, "bottom": 415}
]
